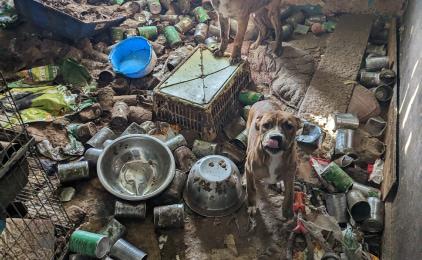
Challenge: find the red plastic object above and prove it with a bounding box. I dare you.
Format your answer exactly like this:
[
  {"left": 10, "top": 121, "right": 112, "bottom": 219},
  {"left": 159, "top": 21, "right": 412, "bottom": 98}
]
[{"left": 293, "top": 192, "right": 306, "bottom": 214}]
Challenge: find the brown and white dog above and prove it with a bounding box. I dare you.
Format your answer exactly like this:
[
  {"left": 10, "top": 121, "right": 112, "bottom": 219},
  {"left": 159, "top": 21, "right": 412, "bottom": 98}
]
[
  {"left": 210, "top": 0, "right": 283, "bottom": 64},
  {"left": 245, "top": 100, "right": 301, "bottom": 218}
]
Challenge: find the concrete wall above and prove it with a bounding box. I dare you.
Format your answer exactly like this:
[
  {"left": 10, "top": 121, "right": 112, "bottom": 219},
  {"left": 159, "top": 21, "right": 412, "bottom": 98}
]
[
  {"left": 319, "top": 0, "right": 406, "bottom": 16},
  {"left": 385, "top": 0, "right": 422, "bottom": 258}
]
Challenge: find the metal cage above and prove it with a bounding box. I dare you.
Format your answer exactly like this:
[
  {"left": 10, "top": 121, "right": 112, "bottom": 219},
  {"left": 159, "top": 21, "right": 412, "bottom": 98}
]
[{"left": 0, "top": 74, "right": 73, "bottom": 260}]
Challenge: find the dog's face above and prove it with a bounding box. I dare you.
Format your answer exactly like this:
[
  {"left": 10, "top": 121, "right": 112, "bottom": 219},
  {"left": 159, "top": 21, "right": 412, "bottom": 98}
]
[{"left": 255, "top": 111, "right": 301, "bottom": 155}]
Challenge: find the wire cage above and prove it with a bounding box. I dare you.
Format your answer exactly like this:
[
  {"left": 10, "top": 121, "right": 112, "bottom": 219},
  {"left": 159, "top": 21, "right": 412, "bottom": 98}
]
[{"left": 0, "top": 74, "right": 73, "bottom": 260}]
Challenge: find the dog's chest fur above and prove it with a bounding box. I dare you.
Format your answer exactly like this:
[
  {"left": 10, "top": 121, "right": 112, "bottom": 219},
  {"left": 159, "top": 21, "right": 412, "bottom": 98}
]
[
  {"left": 211, "top": 0, "right": 271, "bottom": 18},
  {"left": 264, "top": 153, "right": 284, "bottom": 184}
]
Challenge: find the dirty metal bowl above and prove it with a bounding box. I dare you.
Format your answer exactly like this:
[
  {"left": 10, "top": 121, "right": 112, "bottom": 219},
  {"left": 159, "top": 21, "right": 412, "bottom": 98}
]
[
  {"left": 97, "top": 134, "right": 175, "bottom": 201},
  {"left": 183, "top": 155, "right": 246, "bottom": 217}
]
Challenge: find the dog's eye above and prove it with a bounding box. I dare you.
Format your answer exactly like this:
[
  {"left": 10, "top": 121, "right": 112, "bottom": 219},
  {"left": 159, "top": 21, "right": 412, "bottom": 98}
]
[
  {"left": 262, "top": 122, "right": 272, "bottom": 129},
  {"left": 284, "top": 123, "right": 294, "bottom": 130}
]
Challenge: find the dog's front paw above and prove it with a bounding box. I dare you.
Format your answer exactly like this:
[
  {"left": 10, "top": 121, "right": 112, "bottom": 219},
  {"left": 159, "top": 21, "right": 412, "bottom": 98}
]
[
  {"left": 247, "top": 206, "right": 258, "bottom": 216},
  {"left": 229, "top": 55, "right": 242, "bottom": 65}
]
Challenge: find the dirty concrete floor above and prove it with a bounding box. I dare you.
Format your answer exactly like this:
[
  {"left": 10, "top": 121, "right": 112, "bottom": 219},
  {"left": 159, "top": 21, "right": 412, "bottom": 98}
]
[{"left": 63, "top": 32, "right": 330, "bottom": 260}]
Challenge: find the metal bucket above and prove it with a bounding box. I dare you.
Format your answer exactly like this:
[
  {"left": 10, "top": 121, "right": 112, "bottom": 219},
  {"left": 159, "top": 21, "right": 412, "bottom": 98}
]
[
  {"left": 346, "top": 190, "right": 370, "bottom": 222},
  {"left": 110, "top": 239, "right": 147, "bottom": 260},
  {"left": 361, "top": 197, "right": 384, "bottom": 233},
  {"left": 325, "top": 193, "right": 348, "bottom": 223}
]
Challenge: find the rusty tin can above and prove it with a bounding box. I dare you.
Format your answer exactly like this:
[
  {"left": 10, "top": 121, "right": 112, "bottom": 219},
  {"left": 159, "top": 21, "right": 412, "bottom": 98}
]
[
  {"left": 84, "top": 148, "right": 103, "bottom": 165},
  {"left": 58, "top": 161, "right": 90, "bottom": 183},
  {"left": 325, "top": 193, "right": 348, "bottom": 224},
  {"left": 333, "top": 113, "right": 359, "bottom": 130},
  {"left": 194, "top": 23, "right": 209, "bottom": 43},
  {"left": 111, "top": 27, "right": 125, "bottom": 44},
  {"left": 371, "top": 85, "right": 393, "bottom": 102},
  {"left": 99, "top": 218, "right": 127, "bottom": 245},
  {"left": 360, "top": 69, "right": 396, "bottom": 87},
  {"left": 165, "top": 134, "right": 188, "bottom": 151},
  {"left": 114, "top": 200, "right": 147, "bottom": 220},
  {"left": 125, "top": 28, "right": 139, "bottom": 38},
  {"left": 192, "top": 140, "right": 220, "bottom": 158},
  {"left": 361, "top": 197, "right": 384, "bottom": 233},
  {"left": 110, "top": 239, "right": 147, "bottom": 260},
  {"left": 231, "top": 129, "right": 248, "bottom": 150},
  {"left": 193, "top": 6, "right": 210, "bottom": 23},
  {"left": 175, "top": 16, "right": 194, "bottom": 34},
  {"left": 153, "top": 204, "right": 185, "bottom": 229},
  {"left": 346, "top": 190, "right": 370, "bottom": 222},
  {"left": 69, "top": 230, "right": 111, "bottom": 258},
  {"left": 160, "top": 14, "right": 180, "bottom": 23},
  {"left": 321, "top": 162, "right": 353, "bottom": 192},
  {"left": 121, "top": 122, "right": 147, "bottom": 136},
  {"left": 164, "top": 25, "right": 183, "bottom": 48},
  {"left": 352, "top": 182, "right": 381, "bottom": 198},
  {"left": 365, "top": 56, "right": 389, "bottom": 72},
  {"left": 147, "top": 0, "right": 162, "bottom": 14},
  {"left": 223, "top": 117, "right": 246, "bottom": 140},
  {"left": 137, "top": 26, "right": 158, "bottom": 40},
  {"left": 205, "top": 36, "right": 218, "bottom": 50},
  {"left": 174, "top": 146, "right": 197, "bottom": 171},
  {"left": 153, "top": 170, "right": 188, "bottom": 204},
  {"left": 335, "top": 129, "right": 357, "bottom": 158},
  {"left": 87, "top": 127, "right": 116, "bottom": 149}
]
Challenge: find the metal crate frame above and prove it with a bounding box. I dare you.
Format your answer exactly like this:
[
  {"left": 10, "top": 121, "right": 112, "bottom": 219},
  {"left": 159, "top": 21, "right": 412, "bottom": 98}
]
[
  {"left": 0, "top": 74, "right": 73, "bottom": 260},
  {"left": 153, "top": 46, "right": 251, "bottom": 141}
]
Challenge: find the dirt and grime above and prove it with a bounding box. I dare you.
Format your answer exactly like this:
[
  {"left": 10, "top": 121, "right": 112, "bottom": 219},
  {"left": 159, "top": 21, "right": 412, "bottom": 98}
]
[{"left": 0, "top": 1, "right": 395, "bottom": 259}]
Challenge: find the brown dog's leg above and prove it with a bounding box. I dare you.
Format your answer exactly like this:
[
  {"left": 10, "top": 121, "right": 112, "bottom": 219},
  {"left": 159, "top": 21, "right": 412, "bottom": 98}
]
[
  {"left": 230, "top": 15, "right": 249, "bottom": 65},
  {"left": 251, "top": 10, "right": 268, "bottom": 50},
  {"left": 282, "top": 173, "right": 294, "bottom": 219},
  {"left": 246, "top": 166, "right": 258, "bottom": 215},
  {"left": 214, "top": 15, "right": 230, "bottom": 57},
  {"left": 269, "top": 6, "right": 283, "bottom": 56}
]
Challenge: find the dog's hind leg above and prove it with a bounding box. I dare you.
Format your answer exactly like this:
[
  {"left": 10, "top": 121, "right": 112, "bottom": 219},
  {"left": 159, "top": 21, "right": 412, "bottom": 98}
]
[
  {"left": 214, "top": 15, "right": 230, "bottom": 57},
  {"left": 230, "top": 14, "right": 249, "bottom": 64},
  {"left": 251, "top": 11, "right": 268, "bottom": 50},
  {"left": 282, "top": 173, "right": 294, "bottom": 219},
  {"left": 269, "top": 5, "right": 283, "bottom": 56}
]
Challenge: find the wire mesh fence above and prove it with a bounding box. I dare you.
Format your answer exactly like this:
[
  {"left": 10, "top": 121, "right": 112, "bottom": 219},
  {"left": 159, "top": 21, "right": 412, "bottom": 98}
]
[{"left": 0, "top": 73, "right": 73, "bottom": 260}]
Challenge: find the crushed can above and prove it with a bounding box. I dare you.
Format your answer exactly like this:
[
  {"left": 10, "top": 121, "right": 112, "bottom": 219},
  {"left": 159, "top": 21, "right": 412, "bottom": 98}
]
[
  {"left": 153, "top": 204, "right": 185, "bottom": 229},
  {"left": 110, "top": 239, "right": 147, "bottom": 260},
  {"left": 121, "top": 122, "right": 147, "bottom": 136},
  {"left": 175, "top": 16, "right": 194, "bottom": 34},
  {"left": 137, "top": 26, "right": 158, "bottom": 40},
  {"left": 69, "top": 230, "right": 111, "bottom": 258},
  {"left": 164, "top": 26, "right": 183, "bottom": 48},
  {"left": 193, "top": 6, "right": 210, "bottom": 23},
  {"left": 194, "top": 23, "right": 209, "bottom": 43},
  {"left": 16, "top": 65, "right": 59, "bottom": 83},
  {"left": 321, "top": 162, "right": 353, "bottom": 192},
  {"left": 99, "top": 218, "right": 127, "bottom": 245},
  {"left": 114, "top": 201, "right": 147, "bottom": 220},
  {"left": 58, "top": 161, "right": 90, "bottom": 183}
]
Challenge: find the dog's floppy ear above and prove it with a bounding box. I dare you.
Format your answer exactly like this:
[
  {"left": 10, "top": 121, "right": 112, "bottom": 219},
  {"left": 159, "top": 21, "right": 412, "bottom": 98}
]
[{"left": 255, "top": 115, "right": 263, "bottom": 131}]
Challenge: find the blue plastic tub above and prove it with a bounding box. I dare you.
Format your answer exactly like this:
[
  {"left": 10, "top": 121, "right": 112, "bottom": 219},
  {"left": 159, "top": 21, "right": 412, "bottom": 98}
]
[
  {"left": 109, "top": 37, "right": 157, "bottom": 79},
  {"left": 14, "top": 0, "right": 125, "bottom": 41}
]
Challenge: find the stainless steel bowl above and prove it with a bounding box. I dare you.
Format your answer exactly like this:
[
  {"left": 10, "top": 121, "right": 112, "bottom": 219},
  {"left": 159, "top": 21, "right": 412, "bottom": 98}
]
[
  {"left": 97, "top": 134, "right": 175, "bottom": 201},
  {"left": 183, "top": 155, "right": 246, "bottom": 217}
]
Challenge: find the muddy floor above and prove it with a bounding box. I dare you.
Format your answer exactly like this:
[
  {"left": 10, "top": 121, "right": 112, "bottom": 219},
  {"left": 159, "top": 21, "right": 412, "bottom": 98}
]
[{"left": 63, "top": 34, "right": 328, "bottom": 260}]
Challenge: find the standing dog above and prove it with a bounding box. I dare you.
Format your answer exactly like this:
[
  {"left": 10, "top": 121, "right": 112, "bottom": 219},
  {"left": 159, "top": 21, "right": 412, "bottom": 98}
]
[
  {"left": 210, "top": 0, "right": 283, "bottom": 64},
  {"left": 245, "top": 100, "right": 301, "bottom": 218}
]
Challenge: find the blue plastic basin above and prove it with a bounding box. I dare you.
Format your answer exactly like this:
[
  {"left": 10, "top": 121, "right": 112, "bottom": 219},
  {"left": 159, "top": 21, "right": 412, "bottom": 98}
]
[{"left": 109, "top": 37, "right": 157, "bottom": 79}]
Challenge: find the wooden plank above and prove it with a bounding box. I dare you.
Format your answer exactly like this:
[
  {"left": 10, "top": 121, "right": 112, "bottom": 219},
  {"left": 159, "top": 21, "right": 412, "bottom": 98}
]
[
  {"left": 299, "top": 15, "right": 374, "bottom": 117},
  {"left": 381, "top": 18, "right": 398, "bottom": 201}
]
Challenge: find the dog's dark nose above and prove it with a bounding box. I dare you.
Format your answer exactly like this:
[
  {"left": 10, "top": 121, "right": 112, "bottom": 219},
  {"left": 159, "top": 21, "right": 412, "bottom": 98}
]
[{"left": 269, "top": 134, "right": 284, "bottom": 144}]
